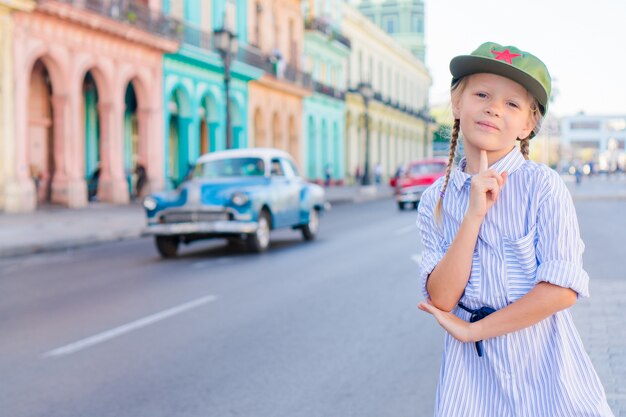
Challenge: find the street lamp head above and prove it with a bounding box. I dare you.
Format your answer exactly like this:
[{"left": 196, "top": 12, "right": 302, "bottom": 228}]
[
  {"left": 358, "top": 82, "right": 374, "bottom": 101},
  {"left": 214, "top": 28, "right": 239, "bottom": 56},
  {"left": 230, "top": 33, "right": 239, "bottom": 55},
  {"left": 214, "top": 28, "right": 229, "bottom": 55}
]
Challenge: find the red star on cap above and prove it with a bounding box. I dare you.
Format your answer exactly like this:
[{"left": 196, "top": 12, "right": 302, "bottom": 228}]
[{"left": 491, "top": 48, "right": 521, "bottom": 64}]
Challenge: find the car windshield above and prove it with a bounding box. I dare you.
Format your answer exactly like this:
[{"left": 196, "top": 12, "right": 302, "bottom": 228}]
[
  {"left": 409, "top": 163, "right": 446, "bottom": 175},
  {"left": 194, "top": 157, "right": 266, "bottom": 179}
]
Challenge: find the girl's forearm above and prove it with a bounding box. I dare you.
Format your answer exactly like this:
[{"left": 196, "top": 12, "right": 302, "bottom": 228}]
[
  {"left": 427, "top": 214, "right": 483, "bottom": 311},
  {"left": 471, "top": 282, "right": 577, "bottom": 341}
]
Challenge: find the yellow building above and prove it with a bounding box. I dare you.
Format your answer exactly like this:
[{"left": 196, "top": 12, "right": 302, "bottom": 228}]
[
  {"left": 342, "top": 3, "right": 433, "bottom": 184},
  {"left": 246, "top": 0, "right": 311, "bottom": 168}
]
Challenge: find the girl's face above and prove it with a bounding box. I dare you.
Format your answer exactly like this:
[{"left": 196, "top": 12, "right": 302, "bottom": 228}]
[{"left": 453, "top": 73, "right": 536, "bottom": 161}]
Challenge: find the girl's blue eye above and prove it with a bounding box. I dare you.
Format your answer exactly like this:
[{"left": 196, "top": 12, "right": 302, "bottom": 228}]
[
  {"left": 476, "top": 92, "right": 487, "bottom": 98},
  {"left": 508, "top": 102, "right": 520, "bottom": 109}
]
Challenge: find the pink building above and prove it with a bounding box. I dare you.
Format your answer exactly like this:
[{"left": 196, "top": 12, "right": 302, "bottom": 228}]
[{"left": 5, "top": 0, "right": 180, "bottom": 212}]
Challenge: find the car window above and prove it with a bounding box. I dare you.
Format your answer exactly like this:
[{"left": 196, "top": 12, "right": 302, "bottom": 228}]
[
  {"left": 194, "top": 157, "right": 265, "bottom": 178},
  {"left": 285, "top": 159, "right": 300, "bottom": 177},
  {"left": 409, "top": 163, "right": 446, "bottom": 175},
  {"left": 270, "top": 159, "right": 285, "bottom": 177}
]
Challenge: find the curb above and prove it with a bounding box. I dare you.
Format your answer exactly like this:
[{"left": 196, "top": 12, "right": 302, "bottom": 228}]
[
  {"left": 0, "top": 193, "right": 394, "bottom": 259},
  {"left": 0, "top": 230, "right": 145, "bottom": 259}
]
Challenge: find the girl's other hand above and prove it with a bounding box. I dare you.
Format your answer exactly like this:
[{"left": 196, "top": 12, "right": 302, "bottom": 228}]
[
  {"left": 418, "top": 300, "right": 475, "bottom": 343},
  {"left": 467, "top": 150, "right": 507, "bottom": 219}
]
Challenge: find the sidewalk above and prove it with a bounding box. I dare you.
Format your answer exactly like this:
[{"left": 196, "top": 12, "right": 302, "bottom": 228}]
[{"left": 0, "top": 185, "right": 394, "bottom": 258}]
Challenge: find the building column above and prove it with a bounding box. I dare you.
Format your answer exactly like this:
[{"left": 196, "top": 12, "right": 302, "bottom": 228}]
[
  {"left": 98, "top": 101, "right": 129, "bottom": 203},
  {"left": 138, "top": 107, "right": 164, "bottom": 193},
  {"left": 2, "top": 2, "right": 36, "bottom": 212}
]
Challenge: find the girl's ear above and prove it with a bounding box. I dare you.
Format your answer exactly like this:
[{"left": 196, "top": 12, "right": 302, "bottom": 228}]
[
  {"left": 452, "top": 98, "right": 461, "bottom": 119},
  {"left": 519, "top": 113, "right": 536, "bottom": 139}
]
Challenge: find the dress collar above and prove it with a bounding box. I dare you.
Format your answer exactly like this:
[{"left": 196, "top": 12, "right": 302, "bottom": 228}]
[{"left": 449, "top": 147, "right": 526, "bottom": 192}]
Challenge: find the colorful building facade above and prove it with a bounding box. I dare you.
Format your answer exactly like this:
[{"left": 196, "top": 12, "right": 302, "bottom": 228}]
[
  {"left": 302, "top": 1, "right": 351, "bottom": 183},
  {"left": 0, "top": 0, "right": 35, "bottom": 212},
  {"left": 246, "top": 0, "right": 312, "bottom": 169},
  {"left": 160, "top": 0, "right": 263, "bottom": 188},
  {"left": 5, "top": 0, "right": 180, "bottom": 212},
  {"left": 342, "top": 3, "right": 434, "bottom": 183}
]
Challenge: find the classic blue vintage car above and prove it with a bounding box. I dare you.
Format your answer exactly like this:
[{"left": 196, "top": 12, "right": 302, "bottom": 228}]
[{"left": 142, "top": 148, "right": 328, "bottom": 257}]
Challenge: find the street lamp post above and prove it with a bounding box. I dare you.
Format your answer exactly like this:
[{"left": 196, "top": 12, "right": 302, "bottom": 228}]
[
  {"left": 214, "top": 27, "right": 239, "bottom": 149},
  {"left": 358, "top": 82, "right": 374, "bottom": 185}
]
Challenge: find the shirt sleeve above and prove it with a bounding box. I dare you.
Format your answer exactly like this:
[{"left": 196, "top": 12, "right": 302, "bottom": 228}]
[
  {"left": 416, "top": 185, "right": 447, "bottom": 300},
  {"left": 534, "top": 170, "right": 590, "bottom": 297}
]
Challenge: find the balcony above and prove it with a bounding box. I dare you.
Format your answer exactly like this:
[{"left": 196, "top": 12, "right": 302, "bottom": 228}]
[
  {"left": 313, "top": 81, "right": 345, "bottom": 100},
  {"left": 37, "top": 0, "right": 183, "bottom": 41},
  {"left": 182, "top": 24, "right": 213, "bottom": 50},
  {"left": 305, "top": 17, "right": 351, "bottom": 49}
]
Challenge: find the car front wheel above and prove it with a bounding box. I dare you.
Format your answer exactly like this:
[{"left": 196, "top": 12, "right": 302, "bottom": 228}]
[
  {"left": 155, "top": 235, "right": 179, "bottom": 258},
  {"left": 301, "top": 209, "right": 319, "bottom": 241},
  {"left": 248, "top": 210, "right": 271, "bottom": 253}
]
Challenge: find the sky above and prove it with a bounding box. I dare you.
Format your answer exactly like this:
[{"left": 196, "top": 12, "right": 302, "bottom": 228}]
[{"left": 424, "top": 0, "right": 626, "bottom": 117}]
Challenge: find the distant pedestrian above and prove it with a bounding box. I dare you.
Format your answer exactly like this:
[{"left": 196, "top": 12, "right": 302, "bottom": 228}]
[
  {"left": 354, "top": 166, "right": 361, "bottom": 184},
  {"left": 374, "top": 163, "right": 382, "bottom": 185},
  {"left": 324, "top": 164, "right": 332, "bottom": 187},
  {"left": 134, "top": 163, "right": 147, "bottom": 199},
  {"left": 416, "top": 42, "right": 613, "bottom": 416},
  {"left": 87, "top": 163, "right": 101, "bottom": 202}
]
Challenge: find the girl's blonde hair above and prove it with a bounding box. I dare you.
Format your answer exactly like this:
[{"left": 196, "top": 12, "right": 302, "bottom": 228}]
[{"left": 433, "top": 76, "right": 543, "bottom": 223}]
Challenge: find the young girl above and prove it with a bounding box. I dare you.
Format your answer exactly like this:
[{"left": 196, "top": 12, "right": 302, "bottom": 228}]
[{"left": 417, "top": 42, "right": 614, "bottom": 416}]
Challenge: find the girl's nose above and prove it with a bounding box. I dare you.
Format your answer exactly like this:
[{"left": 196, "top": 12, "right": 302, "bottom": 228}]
[{"left": 484, "top": 104, "right": 501, "bottom": 117}]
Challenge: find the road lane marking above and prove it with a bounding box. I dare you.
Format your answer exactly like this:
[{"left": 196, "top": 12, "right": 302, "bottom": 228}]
[
  {"left": 43, "top": 294, "right": 217, "bottom": 358},
  {"left": 394, "top": 224, "right": 416, "bottom": 236}
]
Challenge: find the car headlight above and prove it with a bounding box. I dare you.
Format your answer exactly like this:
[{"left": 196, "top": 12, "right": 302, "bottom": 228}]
[
  {"left": 231, "top": 192, "right": 249, "bottom": 206},
  {"left": 143, "top": 196, "right": 158, "bottom": 211}
]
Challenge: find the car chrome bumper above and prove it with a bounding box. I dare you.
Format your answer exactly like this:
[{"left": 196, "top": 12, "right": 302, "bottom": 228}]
[
  {"left": 143, "top": 220, "right": 259, "bottom": 236},
  {"left": 396, "top": 191, "right": 424, "bottom": 203}
]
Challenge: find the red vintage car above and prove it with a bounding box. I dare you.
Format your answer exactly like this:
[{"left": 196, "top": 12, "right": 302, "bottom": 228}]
[{"left": 396, "top": 158, "right": 448, "bottom": 210}]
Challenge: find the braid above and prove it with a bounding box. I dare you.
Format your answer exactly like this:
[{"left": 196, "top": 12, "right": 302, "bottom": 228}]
[
  {"left": 519, "top": 137, "right": 530, "bottom": 160},
  {"left": 434, "top": 119, "right": 460, "bottom": 223}
]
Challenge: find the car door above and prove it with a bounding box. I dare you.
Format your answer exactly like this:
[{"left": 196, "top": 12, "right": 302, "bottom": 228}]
[
  {"left": 279, "top": 157, "right": 303, "bottom": 225},
  {"left": 269, "top": 158, "right": 291, "bottom": 228}
]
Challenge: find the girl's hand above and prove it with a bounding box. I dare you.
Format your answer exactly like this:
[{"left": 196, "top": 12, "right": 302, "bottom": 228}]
[
  {"left": 467, "top": 150, "right": 508, "bottom": 220},
  {"left": 418, "top": 300, "right": 475, "bottom": 343}
]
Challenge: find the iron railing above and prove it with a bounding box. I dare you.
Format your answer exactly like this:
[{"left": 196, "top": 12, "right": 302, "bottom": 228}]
[
  {"left": 38, "top": 0, "right": 183, "bottom": 40},
  {"left": 313, "top": 80, "right": 345, "bottom": 100},
  {"left": 347, "top": 87, "right": 434, "bottom": 121},
  {"left": 182, "top": 24, "right": 213, "bottom": 50}
]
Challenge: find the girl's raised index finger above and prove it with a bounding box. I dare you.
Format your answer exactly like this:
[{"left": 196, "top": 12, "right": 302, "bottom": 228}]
[{"left": 479, "top": 150, "right": 489, "bottom": 173}]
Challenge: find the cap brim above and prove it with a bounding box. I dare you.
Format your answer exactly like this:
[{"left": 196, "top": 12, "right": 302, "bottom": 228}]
[{"left": 450, "top": 55, "right": 548, "bottom": 115}]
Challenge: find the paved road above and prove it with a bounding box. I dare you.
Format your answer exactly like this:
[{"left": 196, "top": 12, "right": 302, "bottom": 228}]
[
  {"left": 1, "top": 196, "right": 624, "bottom": 416},
  {"left": 0, "top": 199, "right": 441, "bottom": 417}
]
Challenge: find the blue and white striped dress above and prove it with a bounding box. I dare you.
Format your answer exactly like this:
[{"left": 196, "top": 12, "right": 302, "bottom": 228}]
[{"left": 417, "top": 148, "right": 614, "bottom": 417}]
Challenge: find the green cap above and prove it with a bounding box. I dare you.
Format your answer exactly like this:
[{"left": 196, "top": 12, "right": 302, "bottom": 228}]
[{"left": 450, "top": 42, "right": 551, "bottom": 116}]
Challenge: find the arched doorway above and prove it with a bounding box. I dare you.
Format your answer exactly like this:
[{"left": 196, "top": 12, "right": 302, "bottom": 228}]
[
  {"left": 253, "top": 108, "right": 265, "bottom": 147},
  {"left": 230, "top": 100, "right": 244, "bottom": 149},
  {"left": 166, "top": 87, "right": 191, "bottom": 188},
  {"left": 321, "top": 119, "right": 329, "bottom": 181},
  {"left": 83, "top": 71, "right": 100, "bottom": 202},
  {"left": 271, "top": 112, "right": 281, "bottom": 150},
  {"left": 333, "top": 121, "right": 340, "bottom": 181},
  {"left": 288, "top": 115, "right": 297, "bottom": 157},
  {"left": 28, "top": 60, "right": 54, "bottom": 206},
  {"left": 123, "top": 82, "right": 139, "bottom": 198},
  {"left": 307, "top": 115, "right": 316, "bottom": 179}
]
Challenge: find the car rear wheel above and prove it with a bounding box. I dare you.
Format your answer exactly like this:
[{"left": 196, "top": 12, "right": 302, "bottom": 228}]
[
  {"left": 155, "top": 236, "right": 179, "bottom": 258},
  {"left": 301, "top": 209, "right": 319, "bottom": 241},
  {"left": 248, "top": 210, "right": 271, "bottom": 253},
  {"left": 398, "top": 202, "right": 406, "bottom": 211}
]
